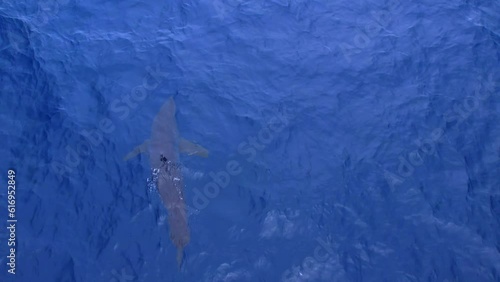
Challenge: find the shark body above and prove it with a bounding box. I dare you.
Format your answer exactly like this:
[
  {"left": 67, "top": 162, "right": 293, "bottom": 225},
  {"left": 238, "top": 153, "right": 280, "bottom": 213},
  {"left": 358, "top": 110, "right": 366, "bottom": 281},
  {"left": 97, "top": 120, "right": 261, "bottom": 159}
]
[{"left": 124, "top": 97, "right": 208, "bottom": 268}]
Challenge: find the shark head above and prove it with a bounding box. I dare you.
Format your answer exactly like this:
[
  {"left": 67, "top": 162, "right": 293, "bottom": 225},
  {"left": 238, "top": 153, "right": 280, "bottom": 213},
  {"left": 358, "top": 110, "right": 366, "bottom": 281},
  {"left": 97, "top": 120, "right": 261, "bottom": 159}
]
[{"left": 164, "top": 96, "right": 176, "bottom": 118}]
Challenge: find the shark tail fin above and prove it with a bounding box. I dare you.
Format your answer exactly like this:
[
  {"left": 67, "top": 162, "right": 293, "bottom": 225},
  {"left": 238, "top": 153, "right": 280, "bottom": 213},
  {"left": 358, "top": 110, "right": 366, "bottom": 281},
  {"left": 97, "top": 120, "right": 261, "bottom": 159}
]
[
  {"left": 179, "top": 138, "right": 209, "bottom": 158},
  {"left": 176, "top": 247, "right": 184, "bottom": 269},
  {"left": 123, "top": 140, "right": 150, "bottom": 161}
]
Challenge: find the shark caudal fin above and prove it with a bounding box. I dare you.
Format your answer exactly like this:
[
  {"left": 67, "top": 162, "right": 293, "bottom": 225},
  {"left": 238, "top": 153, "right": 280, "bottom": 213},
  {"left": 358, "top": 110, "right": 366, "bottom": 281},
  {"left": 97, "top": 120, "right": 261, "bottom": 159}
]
[
  {"left": 123, "top": 140, "right": 150, "bottom": 161},
  {"left": 179, "top": 138, "right": 209, "bottom": 158},
  {"left": 176, "top": 247, "right": 184, "bottom": 269}
]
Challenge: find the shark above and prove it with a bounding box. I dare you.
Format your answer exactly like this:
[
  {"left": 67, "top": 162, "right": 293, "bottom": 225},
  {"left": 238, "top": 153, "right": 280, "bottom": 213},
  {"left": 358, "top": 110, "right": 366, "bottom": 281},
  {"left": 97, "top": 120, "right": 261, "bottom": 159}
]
[{"left": 124, "top": 96, "right": 208, "bottom": 268}]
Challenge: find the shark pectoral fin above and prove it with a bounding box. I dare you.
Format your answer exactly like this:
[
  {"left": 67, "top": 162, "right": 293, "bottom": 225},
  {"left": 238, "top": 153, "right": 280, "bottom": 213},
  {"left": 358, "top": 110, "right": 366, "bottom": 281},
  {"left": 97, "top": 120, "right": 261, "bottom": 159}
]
[
  {"left": 179, "top": 138, "right": 209, "bottom": 158},
  {"left": 123, "top": 140, "right": 150, "bottom": 161}
]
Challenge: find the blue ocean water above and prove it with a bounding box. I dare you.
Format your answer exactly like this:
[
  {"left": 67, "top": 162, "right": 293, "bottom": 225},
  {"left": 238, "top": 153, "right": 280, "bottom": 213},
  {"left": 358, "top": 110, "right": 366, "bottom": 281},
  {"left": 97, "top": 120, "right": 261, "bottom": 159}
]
[{"left": 1, "top": 0, "right": 499, "bottom": 281}]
